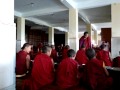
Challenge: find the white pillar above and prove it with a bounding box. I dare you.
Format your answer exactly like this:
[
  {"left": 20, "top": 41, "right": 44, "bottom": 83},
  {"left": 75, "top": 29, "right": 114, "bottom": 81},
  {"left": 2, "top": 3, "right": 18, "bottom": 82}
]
[
  {"left": 94, "top": 30, "right": 98, "bottom": 45},
  {"left": 69, "top": 8, "right": 79, "bottom": 52},
  {"left": 111, "top": 3, "right": 120, "bottom": 58},
  {"left": 0, "top": 0, "right": 16, "bottom": 90},
  {"left": 65, "top": 32, "right": 69, "bottom": 45},
  {"left": 48, "top": 27, "right": 54, "bottom": 45},
  {"left": 86, "top": 24, "right": 92, "bottom": 40},
  {"left": 17, "top": 17, "right": 25, "bottom": 52}
]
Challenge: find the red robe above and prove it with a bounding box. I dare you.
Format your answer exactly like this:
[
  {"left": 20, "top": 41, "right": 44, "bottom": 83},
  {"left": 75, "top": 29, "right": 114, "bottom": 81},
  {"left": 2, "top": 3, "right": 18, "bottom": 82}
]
[
  {"left": 75, "top": 49, "right": 88, "bottom": 65},
  {"left": 56, "top": 58, "right": 79, "bottom": 88},
  {"left": 16, "top": 50, "right": 28, "bottom": 75},
  {"left": 83, "top": 58, "right": 112, "bottom": 90},
  {"left": 96, "top": 50, "right": 112, "bottom": 66},
  {"left": 62, "top": 48, "right": 68, "bottom": 59},
  {"left": 22, "top": 53, "right": 55, "bottom": 90},
  {"left": 50, "top": 49, "right": 57, "bottom": 62},
  {"left": 79, "top": 36, "right": 91, "bottom": 49}
]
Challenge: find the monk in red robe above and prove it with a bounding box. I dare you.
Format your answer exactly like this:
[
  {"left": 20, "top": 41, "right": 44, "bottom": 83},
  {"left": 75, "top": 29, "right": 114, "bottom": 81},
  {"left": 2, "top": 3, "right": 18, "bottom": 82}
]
[
  {"left": 79, "top": 31, "right": 91, "bottom": 49},
  {"left": 22, "top": 45, "right": 55, "bottom": 90},
  {"left": 16, "top": 43, "right": 31, "bottom": 77},
  {"left": 62, "top": 45, "right": 70, "bottom": 59},
  {"left": 56, "top": 49, "right": 79, "bottom": 89},
  {"left": 75, "top": 44, "right": 88, "bottom": 65},
  {"left": 50, "top": 45, "right": 58, "bottom": 63},
  {"left": 84, "top": 48, "right": 113, "bottom": 90},
  {"left": 96, "top": 44, "right": 112, "bottom": 66}
]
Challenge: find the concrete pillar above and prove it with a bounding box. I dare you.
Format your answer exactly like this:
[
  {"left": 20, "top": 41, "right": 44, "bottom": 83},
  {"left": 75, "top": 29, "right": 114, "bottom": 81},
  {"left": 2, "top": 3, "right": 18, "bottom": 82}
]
[
  {"left": 68, "top": 8, "right": 79, "bottom": 51},
  {"left": 0, "top": 0, "right": 16, "bottom": 90},
  {"left": 111, "top": 3, "right": 120, "bottom": 58},
  {"left": 17, "top": 17, "right": 25, "bottom": 52},
  {"left": 86, "top": 24, "right": 92, "bottom": 40},
  {"left": 65, "top": 32, "right": 69, "bottom": 45},
  {"left": 94, "top": 30, "right": 98, "bottom": 45},
  {"left": 48, "top": 27, "right": 54, "bottom": 45}
]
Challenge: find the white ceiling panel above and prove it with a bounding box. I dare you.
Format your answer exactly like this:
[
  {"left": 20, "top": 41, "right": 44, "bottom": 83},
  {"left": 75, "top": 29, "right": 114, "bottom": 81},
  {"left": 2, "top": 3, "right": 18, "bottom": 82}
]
[{"left": 15, "top": 0, "right": 67, "bottom": 13}]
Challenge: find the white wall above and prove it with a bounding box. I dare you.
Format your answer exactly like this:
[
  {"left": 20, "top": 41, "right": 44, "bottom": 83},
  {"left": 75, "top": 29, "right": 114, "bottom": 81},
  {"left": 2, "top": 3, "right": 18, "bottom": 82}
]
[{"left": 0, "top": 0, "right": 16, "bottom": 89}]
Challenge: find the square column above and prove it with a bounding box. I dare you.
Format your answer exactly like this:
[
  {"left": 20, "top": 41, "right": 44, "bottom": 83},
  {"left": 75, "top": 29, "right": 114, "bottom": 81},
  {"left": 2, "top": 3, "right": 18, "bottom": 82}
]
[
  {"left": 94, "top": 30, "right": 98, "bottom": 45},
  {"left": 111, "top": 3, "right": 120, "bottom": 58},
  {"left": 48, "top": 27, "right": 54, "bottom": 45},
  {"left": 65, "top": 32, "right": 69, "bottom": 45},
  {"left": 17, "top": 17, "right": 25, "bottom": 52},
  {"left": 86, "top": 24, "right": 92, "bottom": 41},
  {"left": 0, "top": 0, "right": 16, "bottom": 90},
  {"left": 69, "top": 8, "right": 79, "bottom": 51}
]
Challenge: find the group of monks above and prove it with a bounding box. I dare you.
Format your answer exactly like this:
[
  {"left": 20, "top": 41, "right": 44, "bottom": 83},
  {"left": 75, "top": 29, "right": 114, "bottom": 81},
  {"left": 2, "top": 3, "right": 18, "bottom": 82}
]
[{"left": 16, "top": 32, "right": 120, "bottom": 90}]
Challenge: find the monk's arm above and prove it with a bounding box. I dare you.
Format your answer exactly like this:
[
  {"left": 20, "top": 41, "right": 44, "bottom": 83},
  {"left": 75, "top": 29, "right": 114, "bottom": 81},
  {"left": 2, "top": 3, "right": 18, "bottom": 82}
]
[
  {"left": 26, "top": 55, "right": 30, "bottom": 71},
  {"left": 103, "top": 61, "right": 109, "bottom": 76}
]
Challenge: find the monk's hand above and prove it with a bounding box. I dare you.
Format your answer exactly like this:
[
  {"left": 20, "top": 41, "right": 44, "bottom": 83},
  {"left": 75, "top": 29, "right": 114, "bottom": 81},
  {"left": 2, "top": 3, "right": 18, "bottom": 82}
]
[
  {"left": 103, "top": 61, "right": 105, "bottom": 67},
  {"left": 103, "top": 62, "right": 109, "bottom": 76}
]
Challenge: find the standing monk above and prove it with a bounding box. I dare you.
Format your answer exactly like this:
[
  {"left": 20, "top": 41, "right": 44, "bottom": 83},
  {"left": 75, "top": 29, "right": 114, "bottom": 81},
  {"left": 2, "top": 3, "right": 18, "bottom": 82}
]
[
  {"left": 16, "top": 43, "right": 31, "bottom": 77},
  {"left": 56, "top": 49, "right": 79, "bottom": 89},
  {"left": 79, "top": 31, "right": 91, "bottom": 49}
]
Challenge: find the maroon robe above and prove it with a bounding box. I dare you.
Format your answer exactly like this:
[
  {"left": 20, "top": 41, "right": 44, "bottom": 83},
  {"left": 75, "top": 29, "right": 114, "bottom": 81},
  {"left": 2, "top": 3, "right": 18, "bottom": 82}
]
[
  {"left": 22, "top": 53, "right": 54, "bottom": 90},
  {"left": 75, "top": 49, "right": 88, "bottom": 65},
  {"left": 56, "top": 58, "right": 79, "bottom": 88},
  {"left": 83, "top": 58, "right": 112, "bottom": 90},
  {"left": 79, "top": 36, "right": 91, "bottom": 49},
  {"left": 62, "top": 48, "right": 68, "bottom": 59},
  {"left": 50, "top": 49, "right": 57, "bottom": 62},
  {"left": 97, "top": 50, "right": 112, "bottom": 66},
  {"left": 16, "top": 50, "right": 28, "bottom": 75}
]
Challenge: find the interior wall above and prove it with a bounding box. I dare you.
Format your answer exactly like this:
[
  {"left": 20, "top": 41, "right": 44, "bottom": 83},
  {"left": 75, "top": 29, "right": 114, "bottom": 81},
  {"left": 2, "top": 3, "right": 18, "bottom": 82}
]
[{"left": 28, "top": 29, "right": 48, "bottom": 46}]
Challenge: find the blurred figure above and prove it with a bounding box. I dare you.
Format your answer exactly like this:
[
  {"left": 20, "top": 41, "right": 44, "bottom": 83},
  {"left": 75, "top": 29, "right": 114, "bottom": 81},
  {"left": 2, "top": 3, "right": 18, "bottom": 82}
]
[
  {"left": 50, "top": 45, "right": 58, "bottom": 63},
  {"left": 62, "top": 45, "right": 70, "bottom": 59},
  {"left": 113, "top": 51, "right": 120, "bottom": 67},
  {"left": 97, "top": 44, "right": 112, "bottom": 66}
]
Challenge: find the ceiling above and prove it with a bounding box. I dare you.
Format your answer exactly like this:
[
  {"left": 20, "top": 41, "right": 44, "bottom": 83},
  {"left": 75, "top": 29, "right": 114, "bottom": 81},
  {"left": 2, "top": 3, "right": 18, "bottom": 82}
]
[{"left": 14, "top": 0, "right": 120, "bottom": 32}]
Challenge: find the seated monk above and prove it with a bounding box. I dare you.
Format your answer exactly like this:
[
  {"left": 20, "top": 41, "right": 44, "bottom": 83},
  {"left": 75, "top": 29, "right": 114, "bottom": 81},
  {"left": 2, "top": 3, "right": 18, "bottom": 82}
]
[
  {"left": 83, "top": 48, "right": 113, "bottom": 90},
  {"left": 50, "top": 45, "right": 58, "bottom": 63},
  {"left": 96, "top": 44, "right": 112, "bottom": 66},
  {"left": 16, "top": 43, "right": 31, "bottom": 77},
  {"left": 62, "top": 45, "right": 70, "bottom": 59},
  {"left": 56, "top": 49, "right": 79, "bottom": 89},
  {"left": 75, "top": 44, "right": 88, "bottom": 65},
  {"left": 22, "top": 45, "right": 55, "bottom": 90}
]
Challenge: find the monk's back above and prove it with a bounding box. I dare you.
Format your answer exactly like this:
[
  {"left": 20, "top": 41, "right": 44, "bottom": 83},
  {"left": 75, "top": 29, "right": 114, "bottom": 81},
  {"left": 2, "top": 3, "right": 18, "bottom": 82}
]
[
  {"left": 97, "top": 50, "right": 112, "bottom": 66},
  {"left": 16, "top": 50, "right": 28, "bottom": 75},
  {"left": 57, "top": 58, "right": 78, "bottom": 88},
  {"left": 76, "top": 49, "right": 88, "bottom": 65},
  {"left": 31, "top": 53, "right": 54, "bottom": 86},
  {"left": 84, "top": 58, "right": 112, "bottom": 90}
]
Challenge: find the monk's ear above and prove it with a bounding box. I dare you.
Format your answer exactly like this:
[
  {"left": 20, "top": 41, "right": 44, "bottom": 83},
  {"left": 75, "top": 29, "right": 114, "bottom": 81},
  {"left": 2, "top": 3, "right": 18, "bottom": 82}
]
[{"left": 73, "top": 55, "right": 76, "bottom": 59}]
